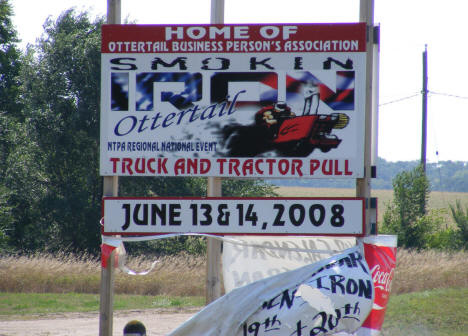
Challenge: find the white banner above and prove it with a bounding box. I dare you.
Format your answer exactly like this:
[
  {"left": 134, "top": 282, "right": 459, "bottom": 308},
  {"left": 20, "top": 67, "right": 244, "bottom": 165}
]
[
  {"left": 169, "top": 244, "right": 373, "bottom": 336},
  {"left": 223, "top": 236, "right": 356, "bottom": 291}
]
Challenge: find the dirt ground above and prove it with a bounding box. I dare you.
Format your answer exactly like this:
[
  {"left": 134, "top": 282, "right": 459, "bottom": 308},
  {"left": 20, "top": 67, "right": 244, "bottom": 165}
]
[{"left": 0, "top": 308, "right": 200, "bottom": 336}]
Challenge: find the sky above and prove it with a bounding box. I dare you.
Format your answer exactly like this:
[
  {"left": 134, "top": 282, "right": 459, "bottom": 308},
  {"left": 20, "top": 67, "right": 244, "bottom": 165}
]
[{"left": 11, "top": 0, "right": 468, "bottom": 163}]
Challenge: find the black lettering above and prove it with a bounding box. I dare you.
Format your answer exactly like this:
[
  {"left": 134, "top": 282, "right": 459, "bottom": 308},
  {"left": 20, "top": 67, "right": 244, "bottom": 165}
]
[
  {"left": 279, "top": 289, "right": 297, "bottom": 309},
  {"left": 110, "top": 57, "right": 137, "bottom": 71},
  {"left": 151, "top": 57, "right": 187, "bottom": 70},
  {"left": 346, "top": 278, "right": 358, "bottom": 295},
  {"left": 273, "top": 204, "right": 285, "bottom": 226},
  {"left": 294, "top": 56, "right": 303, "bottom": 70},
  {"left": 133, "top": 204, "right": 148, "bottom": 225},
  {"left": 122, "top": 203, "right": 130, "bottom": 230},
  {"left": 289, "top": 204, "right": 305, "bottom": 226},
  {"left": 200, "top": 204, "right": 212, "bottom": 225},
  {"left": 151, "top": 204, "right": 166, "bottom": 225},
  {"left": 309, "top": 204, "right": 325, "bottom": 226},
  {"left": 250, "top": 57, "right": 274, "bottom": 70},
  {"left": 349, "top": 251, "right": 369, "bottom": 274},
  {"left": 217, "top": 204, "right": 230, "bottom": 225},
  {"left": 201, "top": 57, "right": 230, "bottom": 70},
  {"left": 169, "top": 204, "right": 181, "bottom": 225},
  {"left": 358, "top": 279, "right": 373, "bottom": 299},
  {"left": 329, "top": 275, "right": 346, "bottom": 295}
]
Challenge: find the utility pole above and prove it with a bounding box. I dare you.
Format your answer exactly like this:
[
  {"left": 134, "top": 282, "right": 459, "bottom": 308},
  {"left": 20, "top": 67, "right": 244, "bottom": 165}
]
[
  {"left": 357, "top": 0, "right": 375, "bottom": 235},
  {"left": 99, "top": 2, "right": 120, "bottom": 336},
  {"left": 421, "top": 45, "right": 428, "bottom": 172},
  {"left": 205, "top": 0, "right": 224, "bottom": 305}
]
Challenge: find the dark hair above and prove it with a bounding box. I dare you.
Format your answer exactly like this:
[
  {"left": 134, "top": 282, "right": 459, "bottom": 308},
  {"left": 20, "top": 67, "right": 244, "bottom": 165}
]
[{"left": 123, "top": 320, "right": 146, "bottom": 336}]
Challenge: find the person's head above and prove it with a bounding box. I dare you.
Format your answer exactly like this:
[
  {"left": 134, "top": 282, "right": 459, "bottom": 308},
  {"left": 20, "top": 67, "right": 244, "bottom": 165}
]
[
  {"left": 274, "top": 101, "right": 287, "bottom": 112},
  {"left": 123, "top": 320, "right": 146, "bottom": 336}
]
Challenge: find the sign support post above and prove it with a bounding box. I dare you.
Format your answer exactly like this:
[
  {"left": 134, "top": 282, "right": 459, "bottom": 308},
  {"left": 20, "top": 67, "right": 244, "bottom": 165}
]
[
  {"left": 205, "top": 0, "right": 225, "bottom": 304},
  {"left": 357, "top": 0, "right": 375, "bottom": 235},
  {"left": 99, "top": 1, "right": 120, "bottom": 336},
  {"left": 206, "top": 178, "right": 223, "bottom": 303}
]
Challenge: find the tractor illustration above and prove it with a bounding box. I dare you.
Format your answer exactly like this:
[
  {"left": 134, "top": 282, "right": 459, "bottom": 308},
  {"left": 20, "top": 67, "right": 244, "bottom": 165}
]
[{"left": 221, "top": 94, "right": 349, "bottom": 157}]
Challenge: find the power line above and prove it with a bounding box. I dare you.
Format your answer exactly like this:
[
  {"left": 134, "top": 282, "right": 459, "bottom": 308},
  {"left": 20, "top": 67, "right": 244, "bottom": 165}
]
[
  {"left": 429, "top": 91, "right": 468, "bottom": 100},
  {"left": 379, "top": 90, "right": 468, "bottom": 108},
  {"left": 379, "top": 93, "right": 420, "bottom": 106}
]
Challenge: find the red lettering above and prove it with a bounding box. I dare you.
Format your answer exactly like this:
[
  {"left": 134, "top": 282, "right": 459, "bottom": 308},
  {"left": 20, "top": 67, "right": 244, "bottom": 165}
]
[
  {"left": 159, "top": 158, "right": 168, "bottom": 174},
  {"left": 310, "top": 159, "right": 320, "bottom": 175},
  {"left": 243, "top": 159, "right": 254, "bottom": 176},
  {"left": 123, "top": 158, "right": 133, "bottom": 175},
  {"left": 147, "top": 158, "right": 156, "bottom": 174},
  {"left": 174, "top": 158, "right": 185, "bottom": 175},
  {"left": 345, "top": 160, "right": 352, "bottom": 175},
  {"left": 135, "top": 158, "right": 145, "bottom": 173},
  {"left": 255, "top": 159, "right": 264, "bottom": 174},
  {"left": 217, "top": 158, "right": 227, "bottom": 174},
  {"left": 322, "top": 159, "right": 333, "bottom": 175},
  {"left": 266, "top": 159, "right": 276, "bottom": 175},
  {"left": 187, "top": 158, "right": 197, "bottom": 174},
  {"left": 229, "top": 159, "right": 240, "bottom": 176},
  {"left": 292, "top": 159, "right": 303, "bottom": 176},
  {"left": 334, "top": 159, "right": 343, "bottom": 175},
  {"left": 110, "top": 157, "right": 120, "bottom": 173},
  {"left": 278, "top": 159, "right": 289, "bottom": 175},
  {"left": 200, "top": 159, "right": 211, "bottom": 174}
]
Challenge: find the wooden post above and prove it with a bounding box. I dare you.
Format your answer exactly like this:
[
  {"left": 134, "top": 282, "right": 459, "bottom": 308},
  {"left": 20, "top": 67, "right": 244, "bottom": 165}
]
[
  {"left": 357, "top": 0, "right": 375, "bottom": 235},
  {"left": 204, "top": 0, "right": 225, "bottom": 305},
  {"left": 99, "top": 1, "right": 121, "bottom": 335},
  {"left": 206, "top": 177, "right": 223, "bottom": 304}
]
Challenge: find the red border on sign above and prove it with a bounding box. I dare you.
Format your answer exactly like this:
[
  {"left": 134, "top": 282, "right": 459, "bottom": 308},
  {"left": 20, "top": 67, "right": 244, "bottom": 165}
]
[
  {"left": 101, "top": 23, "right": 366, "bottom": 53},
  {"left": 101, "top": 197, "right": 365, "bottom": 237}
]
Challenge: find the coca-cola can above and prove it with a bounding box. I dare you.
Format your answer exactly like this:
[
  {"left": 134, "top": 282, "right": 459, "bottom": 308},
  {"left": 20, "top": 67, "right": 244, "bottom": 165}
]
[{"left": 358, "top": 235, "right": 398, "bottom": 335}]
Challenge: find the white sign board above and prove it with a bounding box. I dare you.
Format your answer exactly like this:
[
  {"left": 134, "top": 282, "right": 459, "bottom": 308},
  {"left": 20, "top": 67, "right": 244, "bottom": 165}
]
[
  {"left": 100, "top": 23, "right": 367, "bottom": 178},
  {"left": 102, "top": 197, "right": 365, "bottom": 236}
]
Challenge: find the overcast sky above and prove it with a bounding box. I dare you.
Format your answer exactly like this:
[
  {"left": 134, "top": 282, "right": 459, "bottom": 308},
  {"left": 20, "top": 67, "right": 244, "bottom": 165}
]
[{"left": 11, "top": 0, "right": 468, "bottom": 163}]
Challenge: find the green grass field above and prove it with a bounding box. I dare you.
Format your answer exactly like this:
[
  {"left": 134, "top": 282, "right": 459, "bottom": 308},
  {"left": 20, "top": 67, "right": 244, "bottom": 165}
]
[
  {"left": 0, "top": 292, "right": 203, "bottom": 319},
  {"left": 382, "top": 288, "right": 468, "bottom": 336}
]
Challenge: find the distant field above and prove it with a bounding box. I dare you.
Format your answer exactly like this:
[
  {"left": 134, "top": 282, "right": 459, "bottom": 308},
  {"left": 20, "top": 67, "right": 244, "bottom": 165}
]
[{"left": 275, "top": 186, "right": 468, "bottom": 225}]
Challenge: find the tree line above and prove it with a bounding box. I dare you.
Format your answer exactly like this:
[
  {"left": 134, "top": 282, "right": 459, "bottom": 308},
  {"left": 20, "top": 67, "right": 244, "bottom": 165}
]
[
  {"left": 0, "top": 4, "right": 275, "bottom": 254},
  {"left": 273, "top": 157, "right": 468, "bottom": 192}
]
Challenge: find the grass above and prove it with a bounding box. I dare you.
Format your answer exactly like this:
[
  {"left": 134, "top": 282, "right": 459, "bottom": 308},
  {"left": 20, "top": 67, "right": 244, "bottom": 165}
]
[
  {"left": 3, "top": 249, "right": 468, "bottom": 297},
  {"left": 394, "top": 249, "right": 468, "bottom": 294},
  {"left": 0, "top": 252, "right": 205, "bottom": 296},
  {"left": 0, "top": 292, "right": 203, "bottom": 318},
  {"left": 381, "top": 288, "right": 468, "bottom": 336}
]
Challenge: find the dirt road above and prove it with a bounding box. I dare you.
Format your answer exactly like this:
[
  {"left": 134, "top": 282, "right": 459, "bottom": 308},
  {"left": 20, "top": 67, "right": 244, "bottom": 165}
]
[{"left": 0, "top": 308, "right": 199, "bottom": 336}]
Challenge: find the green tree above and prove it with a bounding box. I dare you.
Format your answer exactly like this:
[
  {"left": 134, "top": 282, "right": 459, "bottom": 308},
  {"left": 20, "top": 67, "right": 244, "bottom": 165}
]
[
  {"left": 381, "top": 165, "right": 432, "bottom": 249},
  {"left": 4, "top": 9, "right": 276, "bottom": 254},
  {"left": 0, "top": 0, "right": 23, "bottom": 251},
  {"left": 449, "top": 200, "right": 468, "bottom": 249},
  {"left": 0, "top": 0, "right": 22, "bottom": 118}
]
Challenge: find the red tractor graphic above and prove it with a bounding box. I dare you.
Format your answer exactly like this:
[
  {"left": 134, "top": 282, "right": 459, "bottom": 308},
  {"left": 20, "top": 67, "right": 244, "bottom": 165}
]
[{"left": 221, "top": 100, "right": 349, "bottom": 157}]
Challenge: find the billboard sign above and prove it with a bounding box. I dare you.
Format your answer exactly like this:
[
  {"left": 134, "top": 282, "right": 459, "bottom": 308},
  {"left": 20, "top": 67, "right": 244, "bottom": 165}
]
[
  {"left": 102, "top": 197, "right": 365, "bottom": 236},
  {"left": 100, "top": 23, "right": 367, "bottom": 178}
]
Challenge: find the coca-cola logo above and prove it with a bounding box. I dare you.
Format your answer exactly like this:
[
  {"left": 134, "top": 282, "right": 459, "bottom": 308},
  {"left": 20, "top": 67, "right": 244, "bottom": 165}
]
[{"left": 370, "top": 264, "right": 394, "bottom": 292}]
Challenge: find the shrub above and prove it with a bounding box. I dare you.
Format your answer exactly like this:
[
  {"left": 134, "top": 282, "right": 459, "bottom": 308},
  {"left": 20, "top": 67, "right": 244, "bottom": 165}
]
[{"left": 381, "top": 165, "right": 433, "bottom": 249}]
